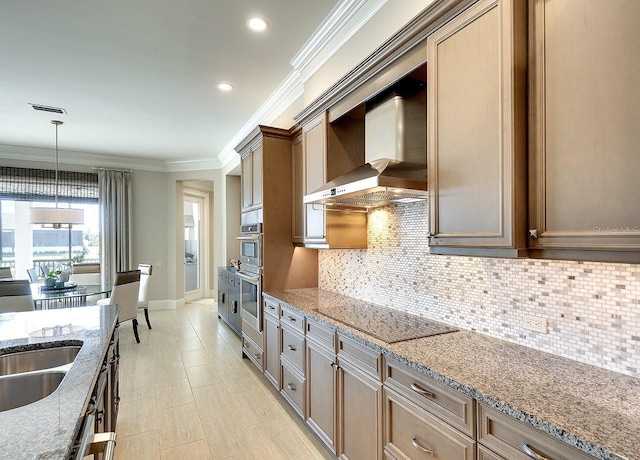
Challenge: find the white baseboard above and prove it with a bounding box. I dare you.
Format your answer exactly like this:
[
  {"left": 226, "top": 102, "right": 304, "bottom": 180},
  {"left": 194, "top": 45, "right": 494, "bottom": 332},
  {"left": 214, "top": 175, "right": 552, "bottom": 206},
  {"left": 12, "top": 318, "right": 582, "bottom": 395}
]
[{"left": 148, "top": 299, "right": 180, "bottom": 310}]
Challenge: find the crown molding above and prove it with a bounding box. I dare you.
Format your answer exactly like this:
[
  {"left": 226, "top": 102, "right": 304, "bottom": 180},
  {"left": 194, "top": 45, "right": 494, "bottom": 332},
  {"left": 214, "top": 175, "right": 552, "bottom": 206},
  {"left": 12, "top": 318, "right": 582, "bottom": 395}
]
[
  {"left": 290, "top": 0, "right": 388, "bottom": 84},
  {"left": 165, "top": 157, "right": 221, "bottom": 173},
  {"left": 0, "top": 143, "right": 168, "bottom": 172}
]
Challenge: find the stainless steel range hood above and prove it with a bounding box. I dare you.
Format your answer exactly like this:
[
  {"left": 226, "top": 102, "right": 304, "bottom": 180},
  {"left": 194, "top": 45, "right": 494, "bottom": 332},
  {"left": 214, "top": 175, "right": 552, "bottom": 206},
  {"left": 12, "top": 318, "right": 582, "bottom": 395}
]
[{"left": 304, "top": 84, "right": 427, "bottom": 210}]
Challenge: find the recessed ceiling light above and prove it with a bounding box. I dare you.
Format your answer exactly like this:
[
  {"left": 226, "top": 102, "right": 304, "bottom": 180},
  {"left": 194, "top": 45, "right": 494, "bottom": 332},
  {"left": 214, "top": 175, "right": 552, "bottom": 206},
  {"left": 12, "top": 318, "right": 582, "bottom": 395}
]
[
  {"left": 217, "top": 83, "right": 234, "bottom": 92},
  {"left": 247, "top": 17, "right": 268, "bottom": 32}
]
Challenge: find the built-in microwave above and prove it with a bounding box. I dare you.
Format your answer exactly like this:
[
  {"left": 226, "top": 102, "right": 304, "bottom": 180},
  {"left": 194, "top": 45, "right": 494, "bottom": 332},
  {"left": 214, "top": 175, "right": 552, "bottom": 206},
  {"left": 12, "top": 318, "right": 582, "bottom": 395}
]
[{"left": 237, "top": 223, "right": 262, "bottom": 268}]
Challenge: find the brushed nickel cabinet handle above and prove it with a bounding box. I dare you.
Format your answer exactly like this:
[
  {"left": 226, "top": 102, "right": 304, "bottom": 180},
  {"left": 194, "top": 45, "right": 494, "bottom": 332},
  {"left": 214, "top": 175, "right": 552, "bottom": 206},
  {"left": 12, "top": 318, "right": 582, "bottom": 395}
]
[
  {"left": 287, "top": 315, "right": 297, "bottom": 322},
  {"left": 254, "top": 353, "right": 261, "bottom": 360},
  {"left": 521, "top": 442, "right": 549, "bottom": 460},
  {"left": 89, "top": 432, "right": 117, "bottom": 460},
  {"left": 287, "top": 382, "right": 296, "bottom": 391},
  {"left": 287, "top": 344, "right": 296, "bottom": 351},
  {"left": 411, "top": 436, "right": 434, "bottom": 455},
  {"left": 410, "top": 382, "right": 435, "bottom": 399}
]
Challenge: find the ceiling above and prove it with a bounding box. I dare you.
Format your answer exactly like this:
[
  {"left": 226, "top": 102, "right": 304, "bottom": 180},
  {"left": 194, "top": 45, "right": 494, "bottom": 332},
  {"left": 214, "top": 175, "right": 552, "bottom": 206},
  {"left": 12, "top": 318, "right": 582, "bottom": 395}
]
[{"left": 0, "top": 1, "right": 340, "bottom": 168}]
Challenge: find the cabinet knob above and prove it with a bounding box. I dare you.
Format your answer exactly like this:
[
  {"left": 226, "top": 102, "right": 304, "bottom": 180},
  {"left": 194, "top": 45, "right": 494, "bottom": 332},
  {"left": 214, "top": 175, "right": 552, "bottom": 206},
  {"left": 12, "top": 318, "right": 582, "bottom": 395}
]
[
  {"left": 287, "top": 344, "right": 296, "bottom": 351},
  {"left": 529, "top": 228, "right": 539, "bottom": 239},
  {"left": 287, "top": 382, "right": 296, "bottom": 391}
]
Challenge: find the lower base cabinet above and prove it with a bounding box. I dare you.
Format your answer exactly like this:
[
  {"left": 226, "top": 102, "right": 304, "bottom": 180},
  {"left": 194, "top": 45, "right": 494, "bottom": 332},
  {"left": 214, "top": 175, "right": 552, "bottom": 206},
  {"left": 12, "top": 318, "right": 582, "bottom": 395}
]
[
  {"left": 384, "top": 388, "right": 476, "bottom": 460},
  {"left": 306, "top": 334, "right": 338, "bottom": 455},
  {"left": 264, "top": 312, "right": 280, "bottom": 389},
  {"left": 477, "top": 404, "right": 594, "bottom": 460}
]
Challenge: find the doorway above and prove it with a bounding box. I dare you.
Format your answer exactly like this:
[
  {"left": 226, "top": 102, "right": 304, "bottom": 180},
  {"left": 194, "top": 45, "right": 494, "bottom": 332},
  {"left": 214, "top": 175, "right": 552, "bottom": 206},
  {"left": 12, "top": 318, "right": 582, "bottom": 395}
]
[{"left": 183, "top": 186, "right": 211, "bottom": 302}]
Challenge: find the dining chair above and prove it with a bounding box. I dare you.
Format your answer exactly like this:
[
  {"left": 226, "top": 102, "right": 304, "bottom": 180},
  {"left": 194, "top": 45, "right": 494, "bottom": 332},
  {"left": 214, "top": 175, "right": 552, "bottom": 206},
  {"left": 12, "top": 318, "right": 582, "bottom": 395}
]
[
  {"left": 0, "top": 279, "right": 35, "bottom": 313},
  {"left": 97, "top": 270, "right": 142, "bottom": 343},
  {"left": 0, "top": 267, "right": 13, "bottom": 280},
  {"left": 137, "top": 264, "right": 153, "bottom": 329},
  {"left": 27, "top": 268, "right": 40, "bottom": 283},
  {"left": 71, "top": 262, "right": 101, "bottom": 285}
]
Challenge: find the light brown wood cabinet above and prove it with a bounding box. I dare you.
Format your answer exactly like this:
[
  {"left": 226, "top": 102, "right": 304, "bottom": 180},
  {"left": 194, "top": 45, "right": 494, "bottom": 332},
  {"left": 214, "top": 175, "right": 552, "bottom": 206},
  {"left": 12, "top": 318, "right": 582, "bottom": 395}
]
[
  {"left": 300, "top": 112, "right": 367, "bottom": 249},
  {"left": 337, "top": 333, "right": 383, "bottom": 460},
  {"left": 263, "top": 303, "right": 280, "bottom": 389},
  {"left": 477, "top": 404, "right": 594, "bottom": 460},
  {"left": 306, "top": 321, "right": 339, "bottom": 455},
  {"left": 240, "top": 140, "right": 263, "bottom": 213},
  {"left": 427, "top": 0, "right": 527, "bottom": 258},
  {"left": 528, "top": 0, "right": 640, "bottom": 262},
  {"left": 291, "top": 130, "right": 304, "bottom": 245}
]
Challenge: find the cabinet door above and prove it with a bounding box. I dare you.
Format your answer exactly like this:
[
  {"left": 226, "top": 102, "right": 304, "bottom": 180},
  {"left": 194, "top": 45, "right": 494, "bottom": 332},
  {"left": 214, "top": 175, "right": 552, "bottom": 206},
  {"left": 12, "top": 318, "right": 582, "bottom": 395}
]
[
  {"left": 264, "top": 313, "right": 280, "bottom": 389},
  {"left": 303, "top": 113, "right": 327, "bottom": 244},
  {"left": 306, "top": 337, "right": 338, "bottom": 455},
  {"left": 338, "top": 356, "right": 383, "bottom": 460},
  {"left": 292, "top": 133, "right": 304, "bottom": 244},
  {"left": 427, "top": 0, "right": 527, "bottom": 257},
  {"left": 529, "top": 0, "right": 640, "bottom": 260},
  {"left": 217, "top": 271, "right": 229, "bottom": 323},
  {"left": 251, "top": 144, "right": 263, "bottom": 209},
  {"left": 241, "top": 152, "right": 253, "bottom": 210}
]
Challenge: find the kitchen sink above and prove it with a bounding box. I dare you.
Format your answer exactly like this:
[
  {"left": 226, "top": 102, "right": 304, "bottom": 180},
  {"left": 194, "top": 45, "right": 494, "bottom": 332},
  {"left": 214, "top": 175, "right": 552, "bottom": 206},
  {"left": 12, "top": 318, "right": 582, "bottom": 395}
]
[
  {"left": 0, "top": 346, "right": 81, "bottom": 376},
  {"left": 0, "top": 371, "right": 67, "bottom": 412}
]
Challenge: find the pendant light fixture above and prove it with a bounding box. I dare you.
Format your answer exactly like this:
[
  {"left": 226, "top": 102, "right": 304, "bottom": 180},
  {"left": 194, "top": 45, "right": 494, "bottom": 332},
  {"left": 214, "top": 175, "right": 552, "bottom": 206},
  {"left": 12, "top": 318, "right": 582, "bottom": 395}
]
[{"left": 28, "top": 120, "right": 84, "bottom": 228}]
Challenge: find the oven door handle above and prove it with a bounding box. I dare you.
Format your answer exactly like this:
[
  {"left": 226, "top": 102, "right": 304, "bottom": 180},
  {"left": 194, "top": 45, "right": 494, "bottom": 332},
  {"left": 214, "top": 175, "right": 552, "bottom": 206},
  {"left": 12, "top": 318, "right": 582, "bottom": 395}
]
[
  {"left": 236, "top": 272, "right": 261, "bottom": 283},
  {"left": 236, "top": 235, "right": 261, "bottom": 241}
]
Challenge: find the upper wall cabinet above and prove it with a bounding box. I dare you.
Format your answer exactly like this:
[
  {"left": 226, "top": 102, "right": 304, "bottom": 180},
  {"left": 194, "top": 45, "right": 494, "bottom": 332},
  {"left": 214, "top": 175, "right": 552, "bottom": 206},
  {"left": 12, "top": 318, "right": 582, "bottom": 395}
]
[
  {"left": 528, "top": 0, "right": 640, "bottom": 262},
  {"left": 427, "top": 0, "right": 528, "bottom": 258},
  {"left": 240, "top": 138, "right": 263, "bottom": 216},
  {"left": 291, "top": 129, "right": 304, "bottom": 245},
  {"left": 301, "top": 112, "right": 367, "bottom": 249}
]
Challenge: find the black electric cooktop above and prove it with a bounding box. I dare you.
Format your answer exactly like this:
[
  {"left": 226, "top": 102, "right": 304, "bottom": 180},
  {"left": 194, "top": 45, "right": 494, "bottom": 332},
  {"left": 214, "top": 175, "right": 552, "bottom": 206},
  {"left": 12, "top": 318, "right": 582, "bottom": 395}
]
[{"left": 314, "top": 303, "right": 458, "bottom": 343}]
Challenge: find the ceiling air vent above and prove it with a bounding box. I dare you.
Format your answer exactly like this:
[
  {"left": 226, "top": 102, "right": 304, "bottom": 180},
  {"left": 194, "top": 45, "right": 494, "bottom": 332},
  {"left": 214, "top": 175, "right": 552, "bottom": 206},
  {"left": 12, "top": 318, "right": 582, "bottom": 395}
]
[{"left": 28, "top": 103, "right": 67, "bottom": 114}]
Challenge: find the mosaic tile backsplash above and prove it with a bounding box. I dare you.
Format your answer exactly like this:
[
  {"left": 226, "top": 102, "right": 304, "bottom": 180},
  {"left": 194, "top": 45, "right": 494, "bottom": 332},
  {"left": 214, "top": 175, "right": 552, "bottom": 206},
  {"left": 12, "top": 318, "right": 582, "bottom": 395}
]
[{"left": 318, "top": 201, "right": 640, "bottom": 377}]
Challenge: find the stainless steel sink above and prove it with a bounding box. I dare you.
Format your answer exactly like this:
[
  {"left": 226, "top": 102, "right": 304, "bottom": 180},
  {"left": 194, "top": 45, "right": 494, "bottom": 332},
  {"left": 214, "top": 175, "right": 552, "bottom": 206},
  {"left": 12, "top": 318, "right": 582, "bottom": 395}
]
[
  {"left": 0, "top": 371, "right": 67, "bottom": 412},
  {"left": 0, "top": 346, "right": 81, "bottom": 376}
]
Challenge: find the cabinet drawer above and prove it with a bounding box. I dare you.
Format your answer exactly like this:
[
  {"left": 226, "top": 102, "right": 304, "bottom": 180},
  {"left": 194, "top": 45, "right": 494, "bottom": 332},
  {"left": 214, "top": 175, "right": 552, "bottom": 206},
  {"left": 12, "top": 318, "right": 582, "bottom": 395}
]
[
  {"left": 478, "top": 445, "right": 504, "bottom": 460},
  {"left": 478, "top": 404, "right": 594, "bottom": 460},
  {"left": 281, "top": 327, "right": 305, "bottom": 373},
  {"left": 281, "top": 362, "right": 305, "bottom": 418},
  {"left": 242, "top": 318, "right": 264, "bottom": 348},
  {"left": 384, "top": 388, "right": 476, "bottom": 460},
  {"left": 306, "top": 319, "right": 335, "bottom": 350},
  {"left": 242, "top": 335, "right": 264, "bottom": 371},
  {"left": 280, "top": 305, "right": 305, "bottom": 334},
  {"left": 338, "top": 333, "right": 382, "bottom": 380},
  {"left": 385, "top": 359, "right": 475, "bottom": 437},
  {"left": 264, "top": 299, "right": 279, "bottom": 318}
]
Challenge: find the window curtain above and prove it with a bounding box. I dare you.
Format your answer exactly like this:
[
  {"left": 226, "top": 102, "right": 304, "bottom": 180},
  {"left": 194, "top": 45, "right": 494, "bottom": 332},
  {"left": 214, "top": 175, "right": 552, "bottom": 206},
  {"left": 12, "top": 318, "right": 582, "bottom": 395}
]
[
  {"left": 0, "top": 166, "right": 98, "bottom": 203},
  {"left": 98, "top": 169, "right": 132, "bottom": 288}
]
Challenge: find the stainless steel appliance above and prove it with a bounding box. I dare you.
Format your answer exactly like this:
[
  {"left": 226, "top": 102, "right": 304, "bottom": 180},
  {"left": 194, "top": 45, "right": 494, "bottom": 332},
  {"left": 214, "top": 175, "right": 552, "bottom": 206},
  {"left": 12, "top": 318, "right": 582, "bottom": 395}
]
[
  {"left": 237, "top": 223, "right": 263, "bottom": 267},
  {"left": 237, "top": 223, "right": 263, "bottom": 331}
]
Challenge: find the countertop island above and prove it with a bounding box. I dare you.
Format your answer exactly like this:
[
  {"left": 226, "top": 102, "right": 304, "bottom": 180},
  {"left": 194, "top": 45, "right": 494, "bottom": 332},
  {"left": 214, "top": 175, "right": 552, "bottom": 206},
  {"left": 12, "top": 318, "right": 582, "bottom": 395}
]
[
  {"left": 0, "top": 305, "right": 119, "bottom": 460},
  {"left": 265, "top": 288, "right": 640, "bottom": 460}
]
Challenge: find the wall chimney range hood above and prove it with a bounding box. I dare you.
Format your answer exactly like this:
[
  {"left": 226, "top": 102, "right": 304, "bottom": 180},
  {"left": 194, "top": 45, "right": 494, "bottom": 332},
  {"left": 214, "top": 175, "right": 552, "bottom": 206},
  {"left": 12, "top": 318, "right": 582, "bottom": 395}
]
[{"left": 304, "top": 81, "right": 427, "bottom": 210}]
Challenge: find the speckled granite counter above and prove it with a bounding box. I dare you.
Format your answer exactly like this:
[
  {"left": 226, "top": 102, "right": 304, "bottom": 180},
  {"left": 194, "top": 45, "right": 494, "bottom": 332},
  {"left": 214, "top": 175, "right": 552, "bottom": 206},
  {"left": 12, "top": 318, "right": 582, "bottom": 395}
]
[
  {"left": 0, "top": 305, "right": 119, "bottom": 460},
  {"left": 264, "top": 288, "right": 640, "bottom": 460}
]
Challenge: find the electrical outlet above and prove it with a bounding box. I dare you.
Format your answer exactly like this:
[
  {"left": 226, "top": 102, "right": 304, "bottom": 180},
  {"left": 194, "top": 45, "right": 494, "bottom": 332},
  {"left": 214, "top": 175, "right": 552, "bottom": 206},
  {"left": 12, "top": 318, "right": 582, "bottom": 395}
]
[{"left": 523, "top": 314, "right": 548, "bottom": 333}]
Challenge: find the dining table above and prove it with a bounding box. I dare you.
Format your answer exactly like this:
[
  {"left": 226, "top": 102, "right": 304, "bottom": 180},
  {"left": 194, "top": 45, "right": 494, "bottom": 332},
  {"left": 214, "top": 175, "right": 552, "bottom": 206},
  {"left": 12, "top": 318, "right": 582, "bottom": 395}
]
[{"left": 31, "top": 283, "right": 111, "bottom": 309}]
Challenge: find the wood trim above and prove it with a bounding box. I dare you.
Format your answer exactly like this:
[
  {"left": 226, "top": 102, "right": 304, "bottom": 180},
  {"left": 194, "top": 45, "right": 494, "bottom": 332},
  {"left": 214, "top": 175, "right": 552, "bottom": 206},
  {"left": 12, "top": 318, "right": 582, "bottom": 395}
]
[
  {"left": 294, "top": 0, "right": 478, "bottom": 126},
  {"left": 234, "top": 125, "right": 291, "bottom": 155}
]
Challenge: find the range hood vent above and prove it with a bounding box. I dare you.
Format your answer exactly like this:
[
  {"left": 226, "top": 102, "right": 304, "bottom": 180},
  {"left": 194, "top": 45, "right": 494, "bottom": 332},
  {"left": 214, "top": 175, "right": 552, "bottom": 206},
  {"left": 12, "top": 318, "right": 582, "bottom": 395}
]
[{"left": 304, "top": 80, "right": 427, "bottom": 210}]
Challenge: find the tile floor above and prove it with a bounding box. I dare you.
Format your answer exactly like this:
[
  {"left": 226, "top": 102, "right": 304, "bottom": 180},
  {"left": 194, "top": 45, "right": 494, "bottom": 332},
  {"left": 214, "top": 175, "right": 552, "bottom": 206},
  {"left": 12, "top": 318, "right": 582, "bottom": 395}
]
[{"left": 115, "top": 298, "right": 335, "bottom": 460}]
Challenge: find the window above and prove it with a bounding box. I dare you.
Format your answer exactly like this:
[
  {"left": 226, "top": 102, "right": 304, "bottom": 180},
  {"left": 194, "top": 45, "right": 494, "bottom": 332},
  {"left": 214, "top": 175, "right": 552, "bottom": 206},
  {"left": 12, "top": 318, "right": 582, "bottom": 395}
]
[{"left": 0, "top": 167, "right": 99, "bottom": 278}]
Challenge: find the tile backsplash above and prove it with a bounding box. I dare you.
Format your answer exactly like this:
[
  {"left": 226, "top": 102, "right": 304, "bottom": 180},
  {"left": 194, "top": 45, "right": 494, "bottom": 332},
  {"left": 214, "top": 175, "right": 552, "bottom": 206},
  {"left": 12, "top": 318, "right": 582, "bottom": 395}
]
[{"left": 318, "top": 201, "right": 640, "bottom": 377}]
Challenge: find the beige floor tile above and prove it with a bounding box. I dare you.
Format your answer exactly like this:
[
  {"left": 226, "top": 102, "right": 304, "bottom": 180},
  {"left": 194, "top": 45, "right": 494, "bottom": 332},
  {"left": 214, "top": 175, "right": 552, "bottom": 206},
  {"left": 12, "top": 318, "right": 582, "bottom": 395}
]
[
  {"left": 186, "top": 364, "right": 222, "bottom": 388},
  {"left": 155, "top": 378, "right": 194, "bottom": 410},
  {"left": 160, "top": 439, "right": 212, "bottom": 460},
  {"left": 115, "top": 430, "right": 160, "bottom": 460},
  {"left": 116, "top": 396, "right": 158, "bottom": 437},
  {"left": 180, "top": 348, "right": 211, "bottom": 368},
  {"left": 119, "top": 372, "right": 156, "bottom": 402},
  {"left": 235, "top": 388, "right": 287, "bottom": 426},
  {"left": 227, "top": 448, "right": 276, "bottom": 460},
  {"left": 219, "top": 368, "right": 261, "bottom": 395},
  {"left": 177, "top": 336, "right": 205, "bottom": 352},
  {"left": 252, "top": 424, "right": 322, "bottom": 460},
  {"left": 201, "top": 410, "right": 256, "bottom": 458},
  {"left": 153, "top": 358, "right": 188, "bottom": 383},
  {"left": 192, "top": 382, "right": 238, "bottom": 418},
  {"left": 157, "top": 403, "right": 205, "bottom": 450}
]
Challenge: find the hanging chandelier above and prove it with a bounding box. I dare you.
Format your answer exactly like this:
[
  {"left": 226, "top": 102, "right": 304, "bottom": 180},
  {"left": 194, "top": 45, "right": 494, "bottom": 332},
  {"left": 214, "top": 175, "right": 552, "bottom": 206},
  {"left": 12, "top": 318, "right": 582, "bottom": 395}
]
[{"left": 28, "top": 120, "right": 84, "bottom": 229}]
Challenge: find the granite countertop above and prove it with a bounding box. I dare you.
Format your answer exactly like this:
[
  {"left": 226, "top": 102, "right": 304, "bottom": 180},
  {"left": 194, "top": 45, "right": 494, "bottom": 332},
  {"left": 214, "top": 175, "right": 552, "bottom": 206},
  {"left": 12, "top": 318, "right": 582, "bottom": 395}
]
[
  {"left": 264, "top": 288, "right": 640, "bottom": 460},
  {"left": 0, "top": 305, "right": 119, "bottom": 460}
]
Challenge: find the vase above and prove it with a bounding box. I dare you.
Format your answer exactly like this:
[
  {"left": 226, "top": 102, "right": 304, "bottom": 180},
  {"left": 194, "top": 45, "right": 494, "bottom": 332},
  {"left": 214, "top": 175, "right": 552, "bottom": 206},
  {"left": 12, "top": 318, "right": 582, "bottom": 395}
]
[{"left": 45, "top": 279, "right": 56, "bottom": 287}]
